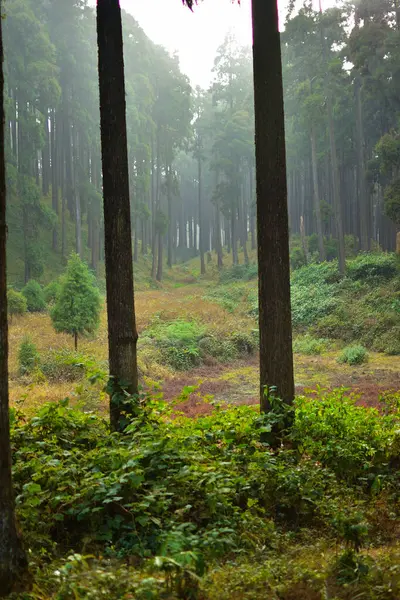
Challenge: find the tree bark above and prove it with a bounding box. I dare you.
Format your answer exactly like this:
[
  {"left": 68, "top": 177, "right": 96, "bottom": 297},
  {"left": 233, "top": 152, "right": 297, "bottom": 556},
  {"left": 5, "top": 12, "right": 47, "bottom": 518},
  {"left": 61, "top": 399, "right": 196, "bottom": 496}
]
[
  {"left": 0, "top": 10, "right": 30, "bottom": 593},
  {"left": 198, "top": 155, "right": 205, "bottom": 274},
  {"left": 97, "top": 0, "right": 139, "bottom": 431},
  {"left": 355, "top": 76, "right": 369, "bottom": 251},
  {"left": 310, "top": 126, "right": 325, "bottom": 261},
  {"left": 51, "top": 110, "right": 59, "bottom": 251},
  {"left": 252, "top": 0, "right": 295, "bottom": 411}
]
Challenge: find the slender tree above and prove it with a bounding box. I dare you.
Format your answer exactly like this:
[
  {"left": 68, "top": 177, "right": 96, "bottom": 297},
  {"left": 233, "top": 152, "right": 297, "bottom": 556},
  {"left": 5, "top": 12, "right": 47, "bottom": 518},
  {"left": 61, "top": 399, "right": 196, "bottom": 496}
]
[
  {"left": 0, "top": 2, "right": 30, "bottom": 592},
  {"left": 252, "top": 0, "right": 295, "bottom": 410},
  {"left": 97, "top": 0, "right": 139, "bottom": 431}
]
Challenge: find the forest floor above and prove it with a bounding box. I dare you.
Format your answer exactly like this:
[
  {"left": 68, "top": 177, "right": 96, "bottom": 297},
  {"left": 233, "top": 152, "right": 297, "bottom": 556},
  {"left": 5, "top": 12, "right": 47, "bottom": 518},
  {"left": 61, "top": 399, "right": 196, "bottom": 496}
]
[{"left": 9, "top": 274, "right": 400, "bottom": 417}]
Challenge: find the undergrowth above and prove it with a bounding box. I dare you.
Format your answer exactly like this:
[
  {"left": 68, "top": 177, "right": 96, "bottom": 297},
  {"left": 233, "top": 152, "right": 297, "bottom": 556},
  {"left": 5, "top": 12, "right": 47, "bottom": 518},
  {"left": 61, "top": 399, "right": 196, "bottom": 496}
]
[{"left": 8, "top": 387, "right": 400, "bottom": 599}]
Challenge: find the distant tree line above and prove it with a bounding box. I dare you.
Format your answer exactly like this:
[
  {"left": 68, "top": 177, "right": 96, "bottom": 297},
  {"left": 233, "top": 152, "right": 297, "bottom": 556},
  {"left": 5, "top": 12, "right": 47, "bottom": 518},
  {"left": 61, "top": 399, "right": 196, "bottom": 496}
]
[{"left": 3, "top": 0, "right": 399, "bottom": 287}]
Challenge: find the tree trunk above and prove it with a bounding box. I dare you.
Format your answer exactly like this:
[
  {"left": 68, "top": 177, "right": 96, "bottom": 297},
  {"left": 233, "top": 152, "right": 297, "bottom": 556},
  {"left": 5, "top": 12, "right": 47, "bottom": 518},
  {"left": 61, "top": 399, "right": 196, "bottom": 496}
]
[
  {"left": 355, "top": 76, "right": 369, "bottom": 251},
  {"left": 51, "top": 110, "right": 59, "bottom": 251},
  {"left": 252, "top": 0, "right": 295, "bottom": 411},
  {"left": 167, "top": 166, "right": 173, "bottom": 268},
  {"left": 0, "top": 12, "right": 30, "bottom": 593},
  {"left": 74, "top": 331, "right": 78, "bottom": 351},
  {"left": 319, "top": 5, "right": 345, "bottom": 274},
  {"left": 231, "top": 208, "right": 238, "bottom": 265},
  {"left": 198, "top": 155, "right": 205, "bottom": 274},
  {"left": 156, "top": 233, "right": 163, "bottom": 282},
  {"left": 310, "top": 126, "right": 325, "bottom": 261},
  {"left": 97, "top": 0, "right": 139, "bottom": 431},
  {"left": 42, "top": 110, "right": 50, "bottom": 196}
]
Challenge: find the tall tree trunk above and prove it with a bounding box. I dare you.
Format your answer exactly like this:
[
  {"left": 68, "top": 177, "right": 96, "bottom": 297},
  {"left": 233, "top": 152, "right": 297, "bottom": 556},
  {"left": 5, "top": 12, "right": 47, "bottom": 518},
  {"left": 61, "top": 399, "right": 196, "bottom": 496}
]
[
  {"left": 319, "top": 4, "right": 345, "bottom": 274},
  {"left": 97, "top": 0, "right": 139, "bottom": 431},
  {"left": 73, "top": 127, "right": 82, "bottom": 256},
  {"left": 0, "top": 12, "right": 30, "bottom": 593},
  {"left": 310, "top": 126, "right": 325, "bottom": 261},
  {"left": 231, "top": 207, "right": 238, "bottom": 265},
  {"left": 42, "top": 110, "right": 50, "bottom": 196},
  {"left": 156, "top": 233, "right": 163, "bottom": 282},
  {"left": 167, "top": 166, "right": 173, "bottom": 268},
  {"left": 252, "top": 0, "right": 295, "bottom": 411},
  {"left": 51, "top": 110, "right": 59, "bottom": 251},
  {"left": 355, "top": 76, "right": 369, "bottom": 251},
  {"left": 198, "top": 155, "right": 205, "bottom": 274}
]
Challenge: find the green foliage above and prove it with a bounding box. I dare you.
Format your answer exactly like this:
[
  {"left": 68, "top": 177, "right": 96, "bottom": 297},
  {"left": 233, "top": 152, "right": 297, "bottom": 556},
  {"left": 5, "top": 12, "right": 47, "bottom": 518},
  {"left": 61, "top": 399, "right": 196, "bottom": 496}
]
[
  {"left": 40, "top": 349, "right": 105, "bottom": 383},
  {"left": 7, "top": 386, "right": 400, "bottom": 598},
  {"left": 144, "top": 319, "right": 205, "bottom": 371},
  {"left": 51, "top": 254, "right": 101, "bottom": 344},
  {"left": 7, "top": 288, "right": 27, "bottom": 318},
  {"left": 22, "top": 279, "right": 46, "bottom": 312},
  {"left": 346, "top": 253, "right": 398, "bottom": 281},
  {"left": 44, "top": 279, "right": 61, "bottom": 305},
  {"left": 18, "top": 335, "right": 40, "bottom": 376},
  {"left": 337, "top": 345, "right": 368, "bottom": 366},
  {"left": 219, "top": 263, "right": 258, "bottom": 283},
  {"left": 293, "top": 389, "right": 397, "bottom": 481},
  {"left": 291, "top": 283, "right": 338, "bottom": 327},
  {"left": 293, "top": 335, "right": 331, "bottom": 355}
]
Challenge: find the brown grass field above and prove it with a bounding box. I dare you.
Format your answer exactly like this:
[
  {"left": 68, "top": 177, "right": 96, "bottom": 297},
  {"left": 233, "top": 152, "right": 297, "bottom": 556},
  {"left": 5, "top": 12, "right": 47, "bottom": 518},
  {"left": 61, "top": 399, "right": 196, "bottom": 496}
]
[{"left": 8, "top": 284, "right": 400, "bottom": 418}]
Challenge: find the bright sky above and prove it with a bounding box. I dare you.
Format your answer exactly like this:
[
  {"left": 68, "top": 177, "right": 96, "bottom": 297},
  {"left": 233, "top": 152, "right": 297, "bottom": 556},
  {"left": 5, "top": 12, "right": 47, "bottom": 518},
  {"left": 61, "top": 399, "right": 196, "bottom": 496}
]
[
  {"left": 92, "top": 1, "right": 336, "bottom": 88},
  {"left": 120, "top": 0, "right": 253, "bottom": 88}
]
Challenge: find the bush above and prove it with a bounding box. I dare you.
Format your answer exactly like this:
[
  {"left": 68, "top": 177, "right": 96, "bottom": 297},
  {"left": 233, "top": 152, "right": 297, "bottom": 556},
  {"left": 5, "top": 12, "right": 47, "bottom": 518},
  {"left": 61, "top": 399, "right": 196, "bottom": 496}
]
[
  {"left": 337, "top": 345, "right": 368, "bottom": 366},
  {"left": 44, "top": 279, "right": 61, "bottom": 304},
  {"left": 219, "top": 263, "right": 258, "bottom": 283},
  {"left": 18, "top": 336, "right": 40, "bottom": 376},
  {"left": 41, "top": 349, "right": 104, "bottom": 382},
  {"left": 143, "top": 319, "right": 205, "bottom": 371},
  {"left": 347, "top": 253, "right": 397, "bottom": 281},
  {"left": 293, "top": 335, "right": 330, "bottom": 355},
  {"left": 7, "top": 288, "right": 27, "bottom": 319},
  {"left": 198, "top": 336, "right": 238, "bottom": 363},
  {"left": 291, "top": 283, "right": 338, "bottom": 327},
  {"left": 22, "top": 279, "right": 46, "bottom": 312}
]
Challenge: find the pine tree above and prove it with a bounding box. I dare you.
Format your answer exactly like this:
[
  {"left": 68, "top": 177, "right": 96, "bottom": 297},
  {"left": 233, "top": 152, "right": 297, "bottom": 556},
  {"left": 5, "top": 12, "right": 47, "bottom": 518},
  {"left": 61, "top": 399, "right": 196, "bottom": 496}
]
[
  {"left": 0, "top": 1, "right": 30, "bottom": 591},
  {"left": 51, "top": 254, "right": 101, "bottom": 350},
  {"left": 97, "top": 0, "right": 139, "bottom": 430}
]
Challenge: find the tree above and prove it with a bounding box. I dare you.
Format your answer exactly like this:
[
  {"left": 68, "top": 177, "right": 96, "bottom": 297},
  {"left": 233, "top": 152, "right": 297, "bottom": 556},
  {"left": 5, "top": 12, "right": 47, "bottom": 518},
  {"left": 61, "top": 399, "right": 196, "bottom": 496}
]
[
  {"left": 22, "top": 279, "right": 46, "bottom": 312},
  {"left": 183, "top": 0, "right": 294, "bottom": 410},
  {"left": 51, "top": 253, "right": 100, "bottom": 350},
  {"left": 97, "top": 0, "right": 139, "bottom": 431},
  {"left": 7, "top": 288, "right": 27, "bottom": 320},
  {"left": 252, "top": 0, "right": 295, "bottom": 410},
  {"left": 0, "top": 1, "right": 30, "bottom": 591}
]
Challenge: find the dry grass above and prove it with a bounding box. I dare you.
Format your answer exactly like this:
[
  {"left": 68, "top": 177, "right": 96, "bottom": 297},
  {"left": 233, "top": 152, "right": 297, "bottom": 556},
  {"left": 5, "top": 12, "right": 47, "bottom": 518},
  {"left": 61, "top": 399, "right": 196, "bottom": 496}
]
[{"left": 8, "top": 284, "right": 399, "bottom": 417}]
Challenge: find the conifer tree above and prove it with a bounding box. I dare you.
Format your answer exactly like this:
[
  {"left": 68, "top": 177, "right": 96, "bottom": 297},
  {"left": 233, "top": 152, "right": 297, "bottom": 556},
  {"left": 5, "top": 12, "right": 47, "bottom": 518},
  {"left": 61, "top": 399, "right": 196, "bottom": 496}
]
[
  {"left": 51, "top": 253, "right": 101, "bottom": 350},
  {"left": 0, "top": 1, "right": 30, "bottom": 591}
]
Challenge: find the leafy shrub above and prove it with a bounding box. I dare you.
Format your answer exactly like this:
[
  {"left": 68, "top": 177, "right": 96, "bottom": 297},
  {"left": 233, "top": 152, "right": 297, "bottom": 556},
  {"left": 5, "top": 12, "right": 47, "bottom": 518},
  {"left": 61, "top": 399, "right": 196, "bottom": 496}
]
[
  {"left": 231, "top": 330, "right": 258, "bottom": 354},
  {"left": 7, "top": 288, "right": 27, "bottom": 319},
  {"left": 219, "top": 263, "right": 258, "bottom": 283},
  {"left": 293, "top": 389, "right": 395, "bottom": 481},
  {"left": 291, "top": 261, "right": 340, "bottom": 287},
  {"left": 198, "top": 335, "right": 238, "bottom": 363},
  {"left": 291, "top": 283, "right": 337, "bottom": 327},
  {"left": 337, "top": 345, "right": 368, "bottom": 365},
  {"left": 293, "top": 335, "right": 330, "bottom": 355},
  {"left": 41, "top": 349, "right": 104, "bottom": 382},
  {"left": 347, "top": 253, "right": 397, "bottom": 281},
  {"left": 22, "top": 279, "right": 46, "bottom": 312},
  {"left": 18, "top": 336, "right": 40, "bottom": 376},
  {"left": 203, "top": 284, "right": 248, "bottom": 313},
  {"left": 143, "top": 320, "right": 205, "bottom": 371},
  {"left": 44, "top": 279, "right": 61, "bottom": 305},
  {"left": 290, "top": 246, "right": 307, "bottom": 270}
]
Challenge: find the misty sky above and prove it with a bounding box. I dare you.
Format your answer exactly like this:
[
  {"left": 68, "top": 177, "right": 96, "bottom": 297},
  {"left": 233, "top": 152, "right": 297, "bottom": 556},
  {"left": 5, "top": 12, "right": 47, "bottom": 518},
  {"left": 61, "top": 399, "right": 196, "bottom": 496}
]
[{"left": 92, "top": 0, "right": 335, "bottom": 88}]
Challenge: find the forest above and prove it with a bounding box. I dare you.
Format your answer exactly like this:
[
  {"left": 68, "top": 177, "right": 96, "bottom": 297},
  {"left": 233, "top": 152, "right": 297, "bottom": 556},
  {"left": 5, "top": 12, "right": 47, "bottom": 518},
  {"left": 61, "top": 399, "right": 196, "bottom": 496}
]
[{"left": 0, "top": 0, "right": 399, "bottom": 598}]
